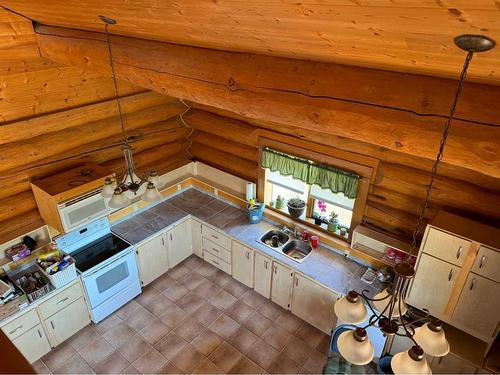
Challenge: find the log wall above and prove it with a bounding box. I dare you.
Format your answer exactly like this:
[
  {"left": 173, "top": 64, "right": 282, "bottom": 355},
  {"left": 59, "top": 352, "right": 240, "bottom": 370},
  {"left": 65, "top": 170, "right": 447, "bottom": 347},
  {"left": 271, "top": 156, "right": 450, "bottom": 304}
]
[{"left": 0, "top": 9, "right": 190, "bottom": 242}]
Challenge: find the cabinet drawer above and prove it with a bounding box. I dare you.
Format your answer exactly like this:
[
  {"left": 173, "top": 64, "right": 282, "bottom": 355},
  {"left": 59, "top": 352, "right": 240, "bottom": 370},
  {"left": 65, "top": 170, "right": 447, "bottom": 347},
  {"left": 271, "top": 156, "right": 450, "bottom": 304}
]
[
  {"left": 203, "top": 250, "right": 231, "bottom": 274},
  {"left": 203, "top": 238, "right": 231, "bottom": 263},
  {"left": 422, "top": 228, "right": 471, "bottom": 267},
  {"left": 38, "top": 281, "right": 84, "bottom": 319},
  {"left": 202, "top": 225, "right": 231, "bottom": 249},
  {"left": 472, "top": 246, "right": 500, "bottom": 283},
  {"left": 2, "top": 308, "right": 40, "bottom": 340}
]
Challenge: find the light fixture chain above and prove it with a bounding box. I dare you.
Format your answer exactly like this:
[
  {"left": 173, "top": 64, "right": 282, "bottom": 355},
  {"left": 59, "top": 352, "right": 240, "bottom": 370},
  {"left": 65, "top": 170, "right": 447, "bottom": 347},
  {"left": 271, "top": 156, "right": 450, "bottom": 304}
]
[{"left": 409, "top": 51, "right": 474, "bottom": 254}]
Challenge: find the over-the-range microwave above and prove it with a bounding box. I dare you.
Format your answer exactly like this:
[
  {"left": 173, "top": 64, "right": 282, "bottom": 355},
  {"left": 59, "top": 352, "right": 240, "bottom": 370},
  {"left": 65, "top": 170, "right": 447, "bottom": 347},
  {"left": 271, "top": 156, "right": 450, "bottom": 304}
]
[{"left": 57, "top": 189, "right": 109, "bottom": 232}]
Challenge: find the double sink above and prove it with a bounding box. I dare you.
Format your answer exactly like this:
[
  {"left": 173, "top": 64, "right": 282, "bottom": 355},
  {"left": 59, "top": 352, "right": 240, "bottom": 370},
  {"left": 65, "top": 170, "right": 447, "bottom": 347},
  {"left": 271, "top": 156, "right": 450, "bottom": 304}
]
[{"left": 258, "top": 229, "right": 312, "bottom": 263}]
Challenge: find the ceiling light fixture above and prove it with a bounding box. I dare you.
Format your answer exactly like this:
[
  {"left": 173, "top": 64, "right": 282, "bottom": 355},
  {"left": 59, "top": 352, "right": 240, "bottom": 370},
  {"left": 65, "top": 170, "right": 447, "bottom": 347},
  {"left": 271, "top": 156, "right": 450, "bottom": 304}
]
[
  {"left": 98, "top": 15, "right": 162, "bottom": 208},
  {"left": 334, "top": 34, "right": 495, "bottom": 373}
]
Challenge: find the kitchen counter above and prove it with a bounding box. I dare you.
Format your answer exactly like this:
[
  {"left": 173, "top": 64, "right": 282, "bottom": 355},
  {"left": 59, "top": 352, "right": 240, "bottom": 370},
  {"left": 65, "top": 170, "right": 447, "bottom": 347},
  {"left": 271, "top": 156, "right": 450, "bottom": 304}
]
[{"left": 112, "top": 188, "right": 384, "bottom": 297}]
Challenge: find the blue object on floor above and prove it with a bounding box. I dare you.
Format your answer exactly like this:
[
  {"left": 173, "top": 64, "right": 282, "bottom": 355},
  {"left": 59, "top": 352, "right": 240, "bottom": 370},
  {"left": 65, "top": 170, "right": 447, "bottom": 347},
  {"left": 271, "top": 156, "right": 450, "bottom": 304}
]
[
  {"left": 377, "top": 355, "right": 394, "bottom": 374},
  {"left": 324, "top": 325, "right": 366, "bottom": 374}
]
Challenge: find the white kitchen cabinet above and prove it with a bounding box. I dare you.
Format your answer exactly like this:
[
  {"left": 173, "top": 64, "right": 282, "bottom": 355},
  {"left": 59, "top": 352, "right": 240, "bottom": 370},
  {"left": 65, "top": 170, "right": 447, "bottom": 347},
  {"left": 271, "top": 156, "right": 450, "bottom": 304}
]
[
  {"left": 136, "top": 232, "right": 169, "bottom": 286},
  {"left": 11, "top": 324, "right": 51, "bottom": 363},
  {"left": 422, "top": 228, "right": 471, "bottom": 267},
  {"left": 232, "top": 241, "right": 254, "bottom": 287},
  {"left": 408, "top": 253, "right": 460, "bottom": 316},
  {"left": 291, "top": 273, "right": 338, "bottom": 334},
  {"left": 429, "top": 352, "right": 477, "bottom": 374},
  {"left": 254, "top": 252, "right": 272, "bottom": 298},
  {"left": 452, "top": 273, "right": 500, "bottom": 339},
  {"left": 167, "top": 219, "right": 193, "bottom": 268},
  {"left": 471, "top": 246, "right": 500, "bottom": 283},
  {"left": 44, "top": 298, "right": 90, "bottom": 347},
  {"left": 191, "top": 219, "right": 203, "bottom": 257},
  {"left": 271, "top": 262, "right": 293, "bottom": 309}
]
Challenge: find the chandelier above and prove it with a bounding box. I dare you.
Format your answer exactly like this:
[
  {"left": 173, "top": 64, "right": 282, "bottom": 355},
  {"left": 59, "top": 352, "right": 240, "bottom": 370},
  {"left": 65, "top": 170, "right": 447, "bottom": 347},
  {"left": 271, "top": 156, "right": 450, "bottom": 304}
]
[
  {"left": 98, "top": 15, "right": 162, "bottom": 208},
  {"left": 333, "top": 34, "right": 495, "bottom": 374}
]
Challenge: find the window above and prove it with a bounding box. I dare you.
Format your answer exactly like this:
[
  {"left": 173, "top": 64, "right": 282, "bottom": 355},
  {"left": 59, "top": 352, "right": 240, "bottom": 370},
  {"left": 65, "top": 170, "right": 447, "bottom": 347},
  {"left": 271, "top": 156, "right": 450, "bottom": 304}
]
[{"left": 310, "top": 185, "right": 355, "bottom": 229}]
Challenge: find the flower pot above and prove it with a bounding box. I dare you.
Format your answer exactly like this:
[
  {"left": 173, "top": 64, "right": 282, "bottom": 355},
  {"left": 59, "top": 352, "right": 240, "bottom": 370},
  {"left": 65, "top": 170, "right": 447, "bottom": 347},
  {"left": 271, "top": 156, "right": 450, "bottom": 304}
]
[
  {"left": 327, "top": 222, "right": 338, "bottom": 232},
  {"left": 287, "top": 203, "right": 305, "bottom": 218},
  {"left": 276, "top": 199, "right": 285, "bottom": 210},
  {"left": 314, "top": 217, "right": 323, "bottom": 225}
]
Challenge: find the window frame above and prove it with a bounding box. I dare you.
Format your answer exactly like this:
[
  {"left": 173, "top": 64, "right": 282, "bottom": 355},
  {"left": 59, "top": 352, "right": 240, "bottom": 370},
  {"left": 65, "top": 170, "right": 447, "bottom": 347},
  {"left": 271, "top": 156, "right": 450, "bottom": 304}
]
[{"left": 257, "top": 136, "right": 378, "bottom": 243}]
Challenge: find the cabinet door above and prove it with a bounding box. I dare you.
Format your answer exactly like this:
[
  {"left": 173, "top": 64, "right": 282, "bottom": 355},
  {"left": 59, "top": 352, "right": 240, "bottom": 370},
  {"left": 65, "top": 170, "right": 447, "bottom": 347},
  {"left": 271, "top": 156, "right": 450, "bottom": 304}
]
[
  {"left": 452, "top": 273, "right": 500, "bottom": 339},
  {"left": 191, "top": 219, "right": 203, "bottom": 258},
  {"left": 12, "top": 324, "right": 51, "bottom": 363},
  {"left": 422, "top": 228, "right": 471, "bottom": 267},
  {"left": 408, "top": 253, "right": 460, "bottom": 316},
  {"left": 167, "top": 219, "right": 193, "bottom": 268},
  {"left": 430, "top": 353, "right": 477, "bottom": 374},
  {"left": 471, "top": 246, "right": 500, "bottom": 283},
  {"left": 136, "top": 233, "right": 169, "bottom": 286},
  {"left": 291, "top": 274, "right": 338, "bottom": 334},
  {"left": 45, "top": 298, "right": 90, "bottom": 347},
  {"left": 271, "top": 262, "right": 293, "bottom": 309},
  {"left": 254, "top": 253, "right": 272, "bottom": 298},
  {"left": 232, "top": 241, "right": 254, "bottom": 287}
]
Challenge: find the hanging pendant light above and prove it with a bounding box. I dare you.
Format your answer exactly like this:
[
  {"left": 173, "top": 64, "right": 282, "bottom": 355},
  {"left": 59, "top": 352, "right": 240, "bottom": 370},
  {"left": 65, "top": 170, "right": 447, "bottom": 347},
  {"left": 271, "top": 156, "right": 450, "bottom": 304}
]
[
  {"left": 98, "top": 15, "right": 162, "bottom": 208},
  {"left": 332, "top": 34, "right": 495, "bottom": 372}
]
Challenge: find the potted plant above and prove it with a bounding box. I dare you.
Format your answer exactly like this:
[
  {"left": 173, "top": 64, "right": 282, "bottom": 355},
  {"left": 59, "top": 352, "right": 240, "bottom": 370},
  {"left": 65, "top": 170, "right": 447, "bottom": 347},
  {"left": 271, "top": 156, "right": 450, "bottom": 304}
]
[
  {"left": 315, "top": 200, "right": 327, "bottom": 225},
  {"left": 327, "top": 212, "right": 339, "bottom": 232},
  {"left": 275, "top": 195, "right": 285, "bottom": 210},
  {"left": 287, "top": 197, "right": 306, "bottom": 218}
]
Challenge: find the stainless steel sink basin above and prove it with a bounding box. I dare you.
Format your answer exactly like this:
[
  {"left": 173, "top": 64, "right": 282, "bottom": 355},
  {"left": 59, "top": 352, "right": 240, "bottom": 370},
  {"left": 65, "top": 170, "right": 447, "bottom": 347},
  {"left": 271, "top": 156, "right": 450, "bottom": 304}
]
[
  {"left": 258, "top": 229, "right": 312, "bottom": 263},
  {"left": 282, "top": 240, "right": 312, "bottom": 262}
]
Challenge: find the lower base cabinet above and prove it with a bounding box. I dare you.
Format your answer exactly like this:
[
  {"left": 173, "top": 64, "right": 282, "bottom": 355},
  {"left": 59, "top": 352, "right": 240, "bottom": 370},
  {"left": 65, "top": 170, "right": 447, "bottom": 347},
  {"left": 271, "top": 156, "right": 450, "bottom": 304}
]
[
  {"left": 232, "top": 241, "right": 254, "bottom": 287},
  {"left": 254, "top": 253, "right": 272, "bottom": 298},
  {"left": 136, "top": 233, "right": 169, "bottom": 286},
  {"left": 271, "top": 262, "right": 293, "bottom": 309},
  {"left": 291, "top": 273, "right": 338, "bottom": 334},
  {"left": 44, "top": 298, "right": 90, "bottom": 347},
  {"left": 192, "top": 219, "right": 203, "bottom": 257},
  {"left": 11, "top": 324, "right": 51, "bottom": 363},
  {"left": 167, "top": 219, "right": 193, "bottom": 268}
]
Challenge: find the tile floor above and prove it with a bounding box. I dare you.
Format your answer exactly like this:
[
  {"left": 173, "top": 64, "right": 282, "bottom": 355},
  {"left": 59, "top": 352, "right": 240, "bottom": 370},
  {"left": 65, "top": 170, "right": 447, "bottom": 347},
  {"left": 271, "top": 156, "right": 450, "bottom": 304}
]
[{"left": 32, "top": 255, "right": 331, "bottom": 374}]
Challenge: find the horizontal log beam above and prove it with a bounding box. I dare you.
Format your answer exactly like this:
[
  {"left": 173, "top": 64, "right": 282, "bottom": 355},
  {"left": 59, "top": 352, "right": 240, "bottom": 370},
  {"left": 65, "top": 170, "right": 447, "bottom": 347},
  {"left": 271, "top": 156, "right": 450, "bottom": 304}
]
[
  {"left": 191, "top": 130, "right": 258, "bottom": 162},
  {"left": 34, "top": 25, "right": 500, "bottom": 179}
]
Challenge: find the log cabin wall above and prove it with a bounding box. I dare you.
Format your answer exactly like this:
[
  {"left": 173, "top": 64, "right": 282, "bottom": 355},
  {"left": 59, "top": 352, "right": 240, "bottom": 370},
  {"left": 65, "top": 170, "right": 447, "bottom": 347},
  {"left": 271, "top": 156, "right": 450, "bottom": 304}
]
[{"left": 0, "top": 9, "right": 191, "bottom": 242}]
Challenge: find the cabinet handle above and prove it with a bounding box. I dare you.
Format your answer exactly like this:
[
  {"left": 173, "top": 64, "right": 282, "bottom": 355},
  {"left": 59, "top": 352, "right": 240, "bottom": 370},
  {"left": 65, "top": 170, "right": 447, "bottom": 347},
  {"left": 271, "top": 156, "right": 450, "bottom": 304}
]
[
  {"left": 295, "top": 277, "right": 298, "bottom": 286},
  {"left": 212, "top": 260, "right": 220, "bottom": 265},
  {"left": 456, "top": 246, "right": 463, "bottom": 259},
  {"left": 479, "top": 255, "right": 486, "bottom": 269},
  {"left": 211, "top": 247, "right": 219, "bottom": 253},
  {"left": 274, "top": 265, "right": 277, "bottom": 274},
  {"left": 211, "top": 234, "right": 219, "bottom": 240},
  {"left": 9, "top": 325, "right": 23, "bottom": 335},
  {"left": 469, "top": 278, "right": 476, "bottom": 291},
  {"left": 50, "top": 321, "right": 55, "bottom": 329},
  {"left": 170, "top": 233, "right": 173, "bottom": 241},
  {"left": 264, "top": 260, "right": 268, "bottom": 269},
  {"left": 448, "top": 268, "right": 454, "bottom": 281},
  {"left": 162, "top": 238, "right": 165, "bottom": 246},
  {"left": 37, "top": 329, "right": 42, "bottom": 338},
  {"left": 57, "top": 297, "right": 69, "bottom": 305},
  {"left": 246, "top": 252, "right": 250, "bottom": 260}
]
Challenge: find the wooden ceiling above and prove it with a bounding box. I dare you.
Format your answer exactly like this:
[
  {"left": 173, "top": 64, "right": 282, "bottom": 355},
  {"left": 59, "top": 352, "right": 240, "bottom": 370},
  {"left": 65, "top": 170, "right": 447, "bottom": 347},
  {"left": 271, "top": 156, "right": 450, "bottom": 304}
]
[{"left": 1, "top": 1, "right": 499, "bottom": 85}]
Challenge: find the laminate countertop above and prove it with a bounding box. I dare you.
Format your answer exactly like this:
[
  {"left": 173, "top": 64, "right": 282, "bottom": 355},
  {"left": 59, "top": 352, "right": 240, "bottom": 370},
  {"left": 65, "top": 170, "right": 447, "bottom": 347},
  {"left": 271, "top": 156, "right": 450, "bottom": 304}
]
[{"left": 112, "top": 188, "right": 384, "bottom": 298}]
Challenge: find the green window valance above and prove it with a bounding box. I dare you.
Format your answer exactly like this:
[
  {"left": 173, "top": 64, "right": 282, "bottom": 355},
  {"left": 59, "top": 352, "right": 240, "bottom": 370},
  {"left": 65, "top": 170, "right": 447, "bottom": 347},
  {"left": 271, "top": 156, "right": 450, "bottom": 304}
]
[{"left": 262, "top": 148, "right": 359, "bottom": 199}]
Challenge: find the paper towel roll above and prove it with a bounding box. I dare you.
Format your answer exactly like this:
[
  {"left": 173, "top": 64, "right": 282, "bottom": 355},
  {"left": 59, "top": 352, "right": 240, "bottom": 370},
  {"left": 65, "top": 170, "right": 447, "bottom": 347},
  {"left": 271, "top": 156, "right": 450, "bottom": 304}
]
[{"left": 246, "top": 182, "right": 255, "bottom": 201}]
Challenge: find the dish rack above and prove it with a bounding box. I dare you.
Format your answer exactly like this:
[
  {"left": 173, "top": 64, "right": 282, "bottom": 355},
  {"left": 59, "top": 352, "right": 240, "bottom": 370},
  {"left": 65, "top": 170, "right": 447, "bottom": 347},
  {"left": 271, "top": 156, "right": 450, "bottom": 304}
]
[{"left": 7, "top": 262, "right": 53, "bottom": 302}]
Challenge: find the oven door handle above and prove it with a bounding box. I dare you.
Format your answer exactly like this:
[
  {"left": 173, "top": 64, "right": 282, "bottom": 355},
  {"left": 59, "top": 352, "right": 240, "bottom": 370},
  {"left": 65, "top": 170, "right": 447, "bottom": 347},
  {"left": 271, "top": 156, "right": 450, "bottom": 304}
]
[{"left": 83, "top": 247, "right": 135, "bottom": 276}]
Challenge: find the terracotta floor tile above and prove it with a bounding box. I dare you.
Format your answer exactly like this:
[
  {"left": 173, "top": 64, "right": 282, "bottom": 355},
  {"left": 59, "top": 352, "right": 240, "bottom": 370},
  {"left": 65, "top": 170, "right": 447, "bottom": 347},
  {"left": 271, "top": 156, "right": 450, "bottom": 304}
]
[
  {"left": 115, "top": 300, "right": 141, "bottom": 320},
  {"left": 209, "top": 342, "right": 243, "bottom": 373},
  {"left": 157, "top": 361, "right": 184, "bottom": 374},
  {"left": 316, "top": 334, "right": 331, "bottom": 353},
  {"left": 102, "top": 322, "right": 136, "bottom": 349},
  {"left": 171, "top": 344, "right": 206, "bottom": 374},
  {"left": 226, "top": 300, "right": 255, "bottom": 324},
  {"left": 243, "top": 311, "right": 273, "bottom": 336},
  {"left": 43, "top": 341, "right": 77, "bottom": 371},
  {"left": 168, "top": 264, "right": 191, "bottom": 280},
  {"left": 223, "top": 278, "right": 250, "bottom": 298},
  {"left": 149, "top": 273, "right": 175, "bottom": 292},
  {"left": 162, "top": 282, "right": 190, "bottom": 302},
  {"left": 239, "top": 290, "right": 267, "bottom": 309},
  {"left": 209, "top": 289, "right": 238, "bottom": 310},
  {"left": 117, "top": 334, "right": 152, "bottom": 363},
  {"left": 301, "top": 349, "right": 328, "bottom": 374},
  {"left": 67, "top": 325, "right": 99, "bottom": 351},
  {"left": 178, "top": 271, "right": 207, "bottom": 291},
  {"left": 209, "top": 314, "right": 240, "bottom": 339},
  {"left": 196, "top": 262, "right": 219, "bottom": 278},
  {"left": 295, "top": 322, "right": 327, "bottom": 349},
  {"left": 257, "top": 300, "right": 285, "bottom": 321},
  {"left": 210, "top": 270, "right": 233, "bottom": 287},
  {"left": 158, "top": 304, "right": 188, "bottom": 329},
  {"left": 228, "top": 326, "right": 259, "bottom": 354},
  {"left": 192, "top": 280, "right": 222, "bottom": 300},
  {"left": 124, "top": 305, "right": 157, "bottom": 332},
  {"left": 174, "top": 317, "right": 206, "bottom": 341},
  {"left": 121, "top": 364, "right": 140, "bottom": 374},
  {"left": 246, "top": 339, "right": 280, "bottom": 371},
  {"left": 94, "top": 351, "right": 130, "bottom": 374},
  {"left": 191, "top": 302, "right": 222, "bottom": 326},
  {"left": 282, "top": 336, "right": 314, "bottom": 366},
  {"left": 177, "top": 292, "right": 205, "bottom": 314},
  {"left": 229, "top": 356, "right": 264, "bottom": 374},
  {"left": 78, "top": 336, "right": 115, "bottom": 367},
  {"left": 52, "top": 353, "right": 94, "bottom": 374},
  {"left": 155, "top": 332, "right": 188, "bottom": 360},
  {"left": 276, "top": 311, "right": 304, "bottom": 333},
  {"left": 138, "top": 318, "right": 171, "bottom": 345},
  {"left": 191, "top": 329, "right": 224, "bottom": 356},
  {"left": 135, "top": 284, "right": 160, "bottom": 306},
  {"left": 32, "top": 359, "right": 51, "bottom": 374},
  {"left": 193, "top": 358, "right": 224, "bottom": 374},
  {"left": 92, "top": 313, "right": 122, "bottom": 336},
  {"left": 261, "top": 325, "right": 292, "bottom": 351},
  {"left": 132, "top": 348, "right": 168, "bottom": 374},
  {"left": 142, "top": 293, "right": 176, "bottom": 318},
  {"left": 182, "top": 255, "right": 205, "bottom": 270},
  {"left": 267, "top": 353, "right": 301, "bottom": 374}
]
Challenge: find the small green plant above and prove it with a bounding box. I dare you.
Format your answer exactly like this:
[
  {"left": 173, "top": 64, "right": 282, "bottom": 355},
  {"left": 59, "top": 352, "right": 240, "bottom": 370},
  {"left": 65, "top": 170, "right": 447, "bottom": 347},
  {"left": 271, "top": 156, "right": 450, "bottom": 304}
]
[
  {"left": 287, "top": 197, "right": 305, "bottom": 208},
  {"left": 329, "top": 212, "right": 339, "bottom": 223}
]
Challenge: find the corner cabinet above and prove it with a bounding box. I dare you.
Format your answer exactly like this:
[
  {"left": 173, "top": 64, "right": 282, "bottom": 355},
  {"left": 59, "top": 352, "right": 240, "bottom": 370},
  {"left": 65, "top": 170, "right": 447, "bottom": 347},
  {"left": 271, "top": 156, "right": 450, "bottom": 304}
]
[
  {"left": 231, "top": 241, "right": 254, "bottom": 287},
  {"left": 136, "top": 232, "right": 169, "bottom": 286},
  {"left": 167, "top": 219, "right": 193, "bottom": 268},
  {"left": 191, "top": 219, "right": 203, "bottom": 258},
  {"left": 254, "top": 253, "right": 272, "bottom": 298},
  {"left": 271, "top": 262, "right": 293, "bottom": 309}
]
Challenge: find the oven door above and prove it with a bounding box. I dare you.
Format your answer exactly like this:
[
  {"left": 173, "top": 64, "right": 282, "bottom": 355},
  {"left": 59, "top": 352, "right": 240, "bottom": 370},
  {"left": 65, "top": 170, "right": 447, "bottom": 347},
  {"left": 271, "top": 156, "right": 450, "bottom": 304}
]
[
  {"left": 58, "top": 190, "right": 108, "bottom": 232},
  {"left": 82, "top": 247, "right": 139, "bottom": 309}
]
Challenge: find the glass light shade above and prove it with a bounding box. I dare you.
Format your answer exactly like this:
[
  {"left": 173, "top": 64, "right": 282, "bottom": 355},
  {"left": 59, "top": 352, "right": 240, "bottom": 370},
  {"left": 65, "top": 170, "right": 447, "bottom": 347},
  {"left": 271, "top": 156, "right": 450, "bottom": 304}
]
[
  {"left": 414, "top": 322, "right": 450, "bottom": 357},
  {"left": 108, "top": 189, "right": 131, "bottom": 209},
  {"left": 337, "top": 329, "right": 374, "bottom": 365},
  {"left": 148, "top": 171, "right": 161, "bottom": 189},
  {"left": 334, "top": 292, "right": 368, "bottom": 324},
  {"left": 101, "top": 178, "right": 116, "bottom": 198},
  {"left": 391, "top": 348, "right": 431, "bottom": 374},
  {"left": 373, "top": 288, "right": 408, "bottom": 317},
  {"left": 142, "top": 182, "right": 162, "bottom": 203}
]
